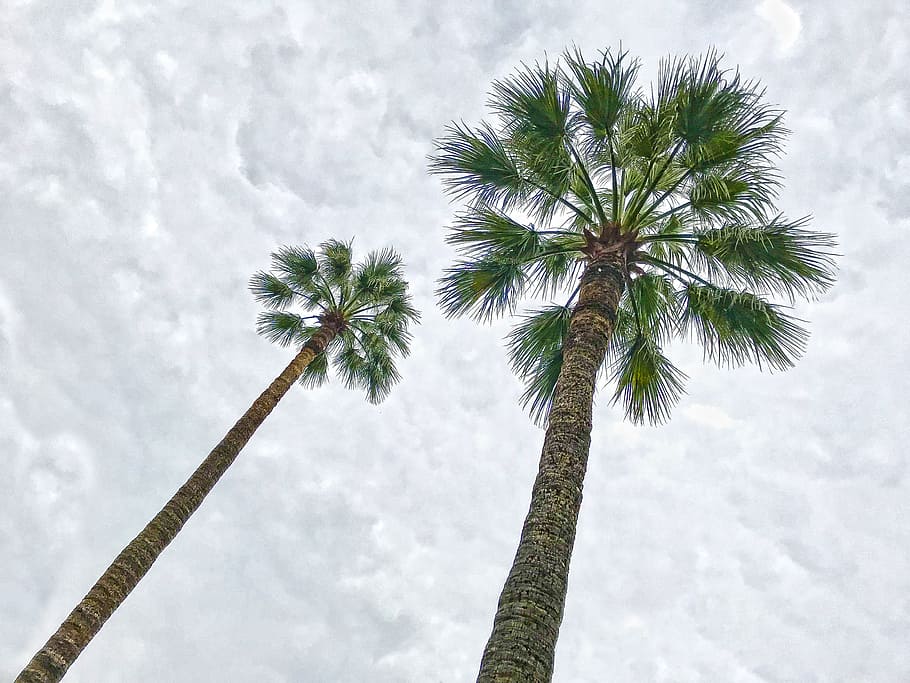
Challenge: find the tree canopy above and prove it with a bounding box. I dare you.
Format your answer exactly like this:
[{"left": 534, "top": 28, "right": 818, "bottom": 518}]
[
  {"left": 250, "top": 240, "right": 420, "bottom": 403},
  {"left": 430, "top": 48, "right": 837, "bottom": 424}
]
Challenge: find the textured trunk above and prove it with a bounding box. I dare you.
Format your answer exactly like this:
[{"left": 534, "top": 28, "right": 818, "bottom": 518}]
[
  {"left": 16, "top": 326, "right": 337, "bottom": 683},
  {"left": 477, "top": 254, "right": 625, "bottom": 682}
]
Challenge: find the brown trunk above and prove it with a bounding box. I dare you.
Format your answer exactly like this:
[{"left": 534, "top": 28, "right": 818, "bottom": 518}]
[
  {"left": 477, "top": 254, "right": 625, "bottom": 682},
  {"left": 16, "top": 325, "right": 337, "bottom": 683}
]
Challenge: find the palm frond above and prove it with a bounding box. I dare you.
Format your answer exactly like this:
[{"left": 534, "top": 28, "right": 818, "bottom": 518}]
[
  {"left": 333, "top": 330, "right": 400, "bottom": 404},
  {"left": 272, "top": 246, "right": 320, "bottom": 293},
  {"left": 672, "top": 49, "right": 748, "bottom": 147},
  {"left": 687, "top": 166, "right": 779, "bottom": 222},
  {"left": 623, "top": 273, "right": 679, "bottom": 342},
  {"left": 437, "top": 258, "right": 526, "bottom": 321},
  {"left": 256, "top": 311, "right": 315, "bottom": 347},
  {"left": 680, "top": 283, "right": 808, "bottom": 370},
  {"left": 350, "top": 315, "right": 413, "bottom": 357},
  {"left": 490, "top": 60, "right": 571, "bottom": 157},
  {"left": 318, "top": 239, "right": 353, "bottom": 285},
  {"left": 610, "top": 332, "right": 687, "bottom": 424},
  {"left": 249, "top": 270, "right": 296, "bottom": 310},
  {"left": 361, "top": 344, "right": 400, "bottom": 404},
  {"left": 564, "top": 46, "right": 640, "bottom": 144},
  {"left": 428, "top": 121, "right": 529, "bottom": 210},
  {"left": 507, "top": 305, "right": 573, "bottom": 424},
  {"left": 446, "top": 206, "right": 544, "bottom": 261},
  {"left": 298, "top": 351, "right": 329, "bottom": 389},
  {"left": 349, "top": 249, "right": 409, "bottom": 313},
  {"left": 693, "top": 215, "right": 837, "bottom": 300},
  {"left": 353, "top": 247, "right": 403, "bottom": 290},
  {"left": 527, "top": 234, "right": 585, "bottom": 297}
]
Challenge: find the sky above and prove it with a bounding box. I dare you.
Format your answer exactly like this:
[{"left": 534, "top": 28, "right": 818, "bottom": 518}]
[{"left": 2, "top": 1, "right": 909, "bottom": 681}]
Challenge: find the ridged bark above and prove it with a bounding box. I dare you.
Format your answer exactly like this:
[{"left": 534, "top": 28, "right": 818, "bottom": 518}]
[
  {"left": 16, "top": 326, "right": 337, "bottom": 683},
  {"left": 477, "top": 254, "right": 625, "bottom": 682}
]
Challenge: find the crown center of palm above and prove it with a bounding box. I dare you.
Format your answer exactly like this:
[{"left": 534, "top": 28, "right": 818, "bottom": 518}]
[
  {"left": 319, "top": 310, "right": 347, "bottom": 333},
  {"left": 581, "top": 222, "right": 641, "bottom": 264}
]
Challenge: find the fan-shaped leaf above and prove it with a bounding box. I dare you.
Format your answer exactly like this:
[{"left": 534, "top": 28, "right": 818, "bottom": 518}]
[
  {"left": 249, "top": 271, "right": 296, "bottom": 310},
  {"left": 610, "top": 333, "right": 687, "bottom": 424},
  {"left": 680, "top": 283, "right": 808, "bottom": 370},
  {"left": 694, "top": 215, "right": 837, "bottom": 299},
  {"left": 437, "top": 258, "right": 526, "bottom": 321},
  {"left": 298, "top": 351, "right": 329, "bottom": 389},
  {"left": 256, "top": 311, "right": 314, "bottom": 347}
]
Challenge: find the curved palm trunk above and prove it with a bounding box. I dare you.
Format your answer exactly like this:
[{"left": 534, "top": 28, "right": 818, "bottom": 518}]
[
  {"left": 17, "top": 325, "right": 337, "bottom": 683},
  {"left": 477, "top": 255, "right": 625, "bottom": 682}
]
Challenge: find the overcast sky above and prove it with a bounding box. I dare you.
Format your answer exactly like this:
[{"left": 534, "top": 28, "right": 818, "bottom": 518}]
[{"left": 2, "top": 1, "right": 909, "bottom": 681}]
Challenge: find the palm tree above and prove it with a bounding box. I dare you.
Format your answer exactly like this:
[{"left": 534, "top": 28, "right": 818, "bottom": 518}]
[
  {"left": 17, "top": 240, "right": 419, "bottom": 683},
  {"left": 429, "top": 48, "right": 836, "bottom": 682}
]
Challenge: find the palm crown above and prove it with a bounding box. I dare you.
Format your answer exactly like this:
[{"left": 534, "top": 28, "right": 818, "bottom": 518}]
[
  {"left": 250, "top": 240, "right": 419, "bottom": 403},
  {"left": 430, "top": 48, "right": 836, "bottom": 424}
]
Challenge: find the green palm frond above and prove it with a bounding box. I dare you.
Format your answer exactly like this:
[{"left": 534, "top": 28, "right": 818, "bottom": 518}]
[
  {"left": 318, "top": 239, "right": 353, "bottom": 285},
  {"left": 249, "top": 271, "right": 296, "bottom": 310},
  {"left": 672, "top": 50, "right": 749, "bottom": 147},
  {"left": 298, "top": 351, "right": 329, "bottom": 389},
  {"left": 693, "top": 215, "right": 837, "bottom": 300},
  {"left": 350, "top": 315, "right": 412, "bottom": 357},
  {"left": 361, "top": 344, "right": 400, "bottom": 404},
  {"left": 437, "top": 258, "right": 526, "bottom": 321},
  {"left": 507, "top": 305, "right": 573, "bottom": 377},
  {"left": 610, "top": 332, "right": 687, "bottom": 424},
  {"left": 680, "top": 283, "right": 807, "bottom": 370},
  {"left": 351, "top": 247, "right": 407, "bottom": 305},
  {"left": 256, "top": 311, "right": 315, "bottom": 347},
  {"left": 623, "top": 273, "right": 679, "bottom": 341},
  {"left": 489, "top": 61, "right": 579, "bottom": 219},
  {"left": 527, "top": 234, "right": 586, "bottom": 297},
  {"left": 333, "top": 330, "right": 400, "bottom": 404},
  {"left": 446, "top": 206, "right": 545, "bottom": 260},
  {"left": 428, "top": 121, "right": 530, "bottom": 210},
  {"left": 621, "top": 101, "right": 675, "bottom": 165},
  {"left": 564, "top": 46, "right": 640, "bottom": 145},
  {"left": 507, "top": 305, "right": 573, "bottom": 424},
  {"left": 490, "top": 61, "right": 571, "bottom": 156},
  {"left": 688, "top": 166, "right": 779, "bottom": 222},
  {"left": 272, "top": 246, "right": 321, "bottom": 293}
]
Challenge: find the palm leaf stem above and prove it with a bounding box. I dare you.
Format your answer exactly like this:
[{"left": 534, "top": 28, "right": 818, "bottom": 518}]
[
  {"left": 626, "top": 140, "right": 686, "bottom": 226},
  {"left": 608, "top": 133, "right": 621, "bottom": 223},
  {"left": 640, "top": 254, "right": 714, "bottom": 287},
  {"left": 566, "top": 138, "right": 608, "bottom": 225},
  {"left": 635, "top": 166, "right": 697, "bottom": 226},
  {"left": 640, "top": 232, "right": 698, "bottom": 243},
  {"left": 524, "top": 175, "right": 593, "bottom": 224},
  {"left": 519, "top": 245, "right": 583, "bottom": 265},
  {"left": 648, "top": 201, "right": 692, "bottom": 225},
  {"left": 564, "top": 281, "right": 583, "bottom": 308},
  {"left": 622, "top": 265, "right": 643, "bottom": 335},
  {"left": 317, "top": 272, "right": 339, "bottom": 309}
]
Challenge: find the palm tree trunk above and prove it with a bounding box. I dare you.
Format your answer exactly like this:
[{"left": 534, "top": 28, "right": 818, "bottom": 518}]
[
  {"left": 477, "top": 254, "right": 625, "bottom": 682},
  {"left": 16, "top": 325, "right": 337, "bottom": 683}
]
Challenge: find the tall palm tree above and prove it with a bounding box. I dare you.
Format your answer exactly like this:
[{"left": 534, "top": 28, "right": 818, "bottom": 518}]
[
  {"left": 430, "top": 48, "right": 836, "bottom": 682},
  {"left": 17, "top": 240, "right": 418, "bottom": 683}
]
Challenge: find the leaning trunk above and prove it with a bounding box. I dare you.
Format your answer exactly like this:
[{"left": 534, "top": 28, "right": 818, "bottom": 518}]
[
  {"left": 16, "top": 326, "right": 337, "bottom": 683},
  {"left": 477, "top": 254, "right": 625, "bottom": 682}
]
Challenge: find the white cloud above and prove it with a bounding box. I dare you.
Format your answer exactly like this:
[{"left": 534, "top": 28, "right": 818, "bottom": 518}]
[{"left": 756, "top": 0, "right": 802, "bottom": 53}]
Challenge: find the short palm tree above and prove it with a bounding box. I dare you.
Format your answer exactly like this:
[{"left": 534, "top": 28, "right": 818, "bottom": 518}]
[
  {"left": 430, "top": 48, "right": 836, "bottom": 682},
  {"left": 17, "top": 240, "right": 418, "bottom": 683}
]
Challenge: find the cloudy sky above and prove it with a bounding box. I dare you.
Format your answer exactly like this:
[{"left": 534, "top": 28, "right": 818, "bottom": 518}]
[{"left": 2, "top": 1, "right": 908, "bottom": 681}]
